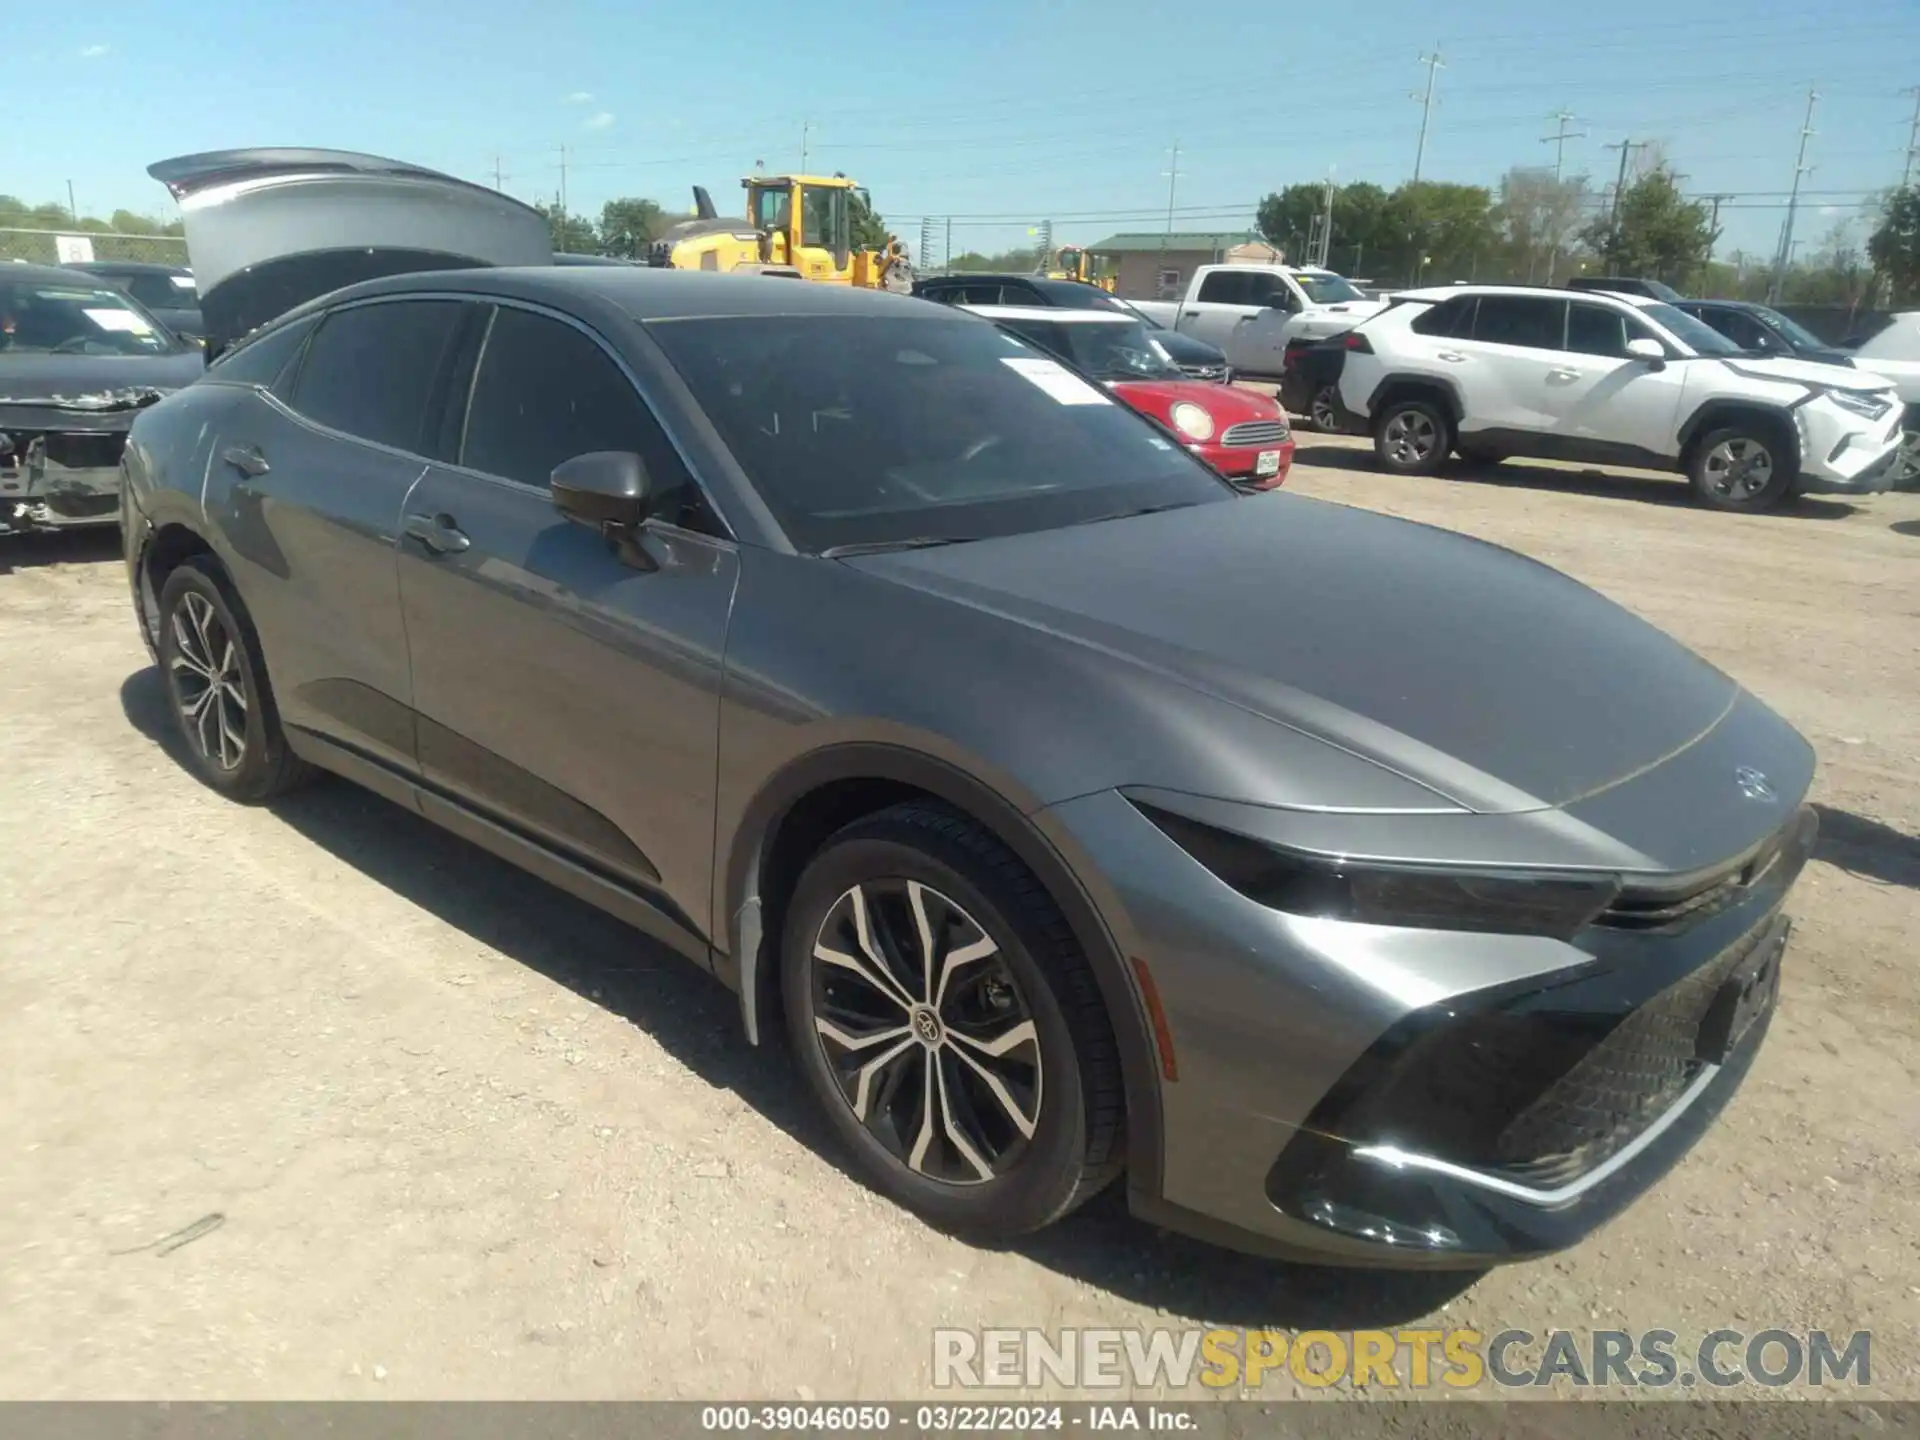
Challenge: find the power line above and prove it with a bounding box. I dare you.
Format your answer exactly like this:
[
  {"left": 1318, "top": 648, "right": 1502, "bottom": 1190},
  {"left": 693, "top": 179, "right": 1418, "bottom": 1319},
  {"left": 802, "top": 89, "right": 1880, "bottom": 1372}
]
[
  {"left": 1768, "top": 88, "right": 1819, "bottom": 303},
  {"left": 1412, "top": 48, "right": 1445, "bottom": 182}
]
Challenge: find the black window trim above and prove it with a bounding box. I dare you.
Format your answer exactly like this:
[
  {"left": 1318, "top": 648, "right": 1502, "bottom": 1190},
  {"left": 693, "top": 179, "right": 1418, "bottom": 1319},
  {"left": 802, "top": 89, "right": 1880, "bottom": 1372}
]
[
  {"left": 431, "top": 294, "right": 739, "bottom": 545},
  {"left": 274, "top": 295, "right": 470, "bottom": 463}
]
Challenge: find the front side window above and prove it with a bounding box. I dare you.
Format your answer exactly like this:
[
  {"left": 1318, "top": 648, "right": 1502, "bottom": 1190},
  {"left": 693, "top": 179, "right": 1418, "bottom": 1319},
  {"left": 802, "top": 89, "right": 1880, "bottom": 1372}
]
[
  {"left": 1566, "top": 303, "right": 1639, "bottom": 358},
  {"left": 1753, "top": 306, "right": 1827, "bottom": 351},
  {"left": 1472, "top": 295, "right": 1567, "bottom": 351},
  {"left": 647, "top": 313, "right": 1231, "bottom": 554},
  {"left": 125, "top": 273, "right": 185, "bottom": 309},
  {"left": 461, "top": 307, "right": 703, "bottom": 529},
  {"left": 0, "top": 279, "right": 183, "bottom": 357},
  {"left": 290, "top": 300, "right": 464, "bottom": 453},
  {"left": 1639, "top": 303, "right": 1742, "bottom": 357}
]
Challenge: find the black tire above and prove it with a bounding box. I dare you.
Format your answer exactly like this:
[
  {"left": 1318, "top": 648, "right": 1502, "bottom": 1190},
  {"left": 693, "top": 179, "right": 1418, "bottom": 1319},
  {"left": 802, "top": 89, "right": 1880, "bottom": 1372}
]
[
  {"left": 1455, "top": 440, "right": 1506, "bottom": 466},
  {"left": 1686, "top": 421, "right": 1798, "bottom": 512},
  {"left": 156, "top": 556, "right": 313, "bottom": 803},
  {"left": 1373, "top": 396, "right": 1452, "bottom": 475},
  {"left": 781, "top": 802, "right": 1125, "bottom": 1239}
]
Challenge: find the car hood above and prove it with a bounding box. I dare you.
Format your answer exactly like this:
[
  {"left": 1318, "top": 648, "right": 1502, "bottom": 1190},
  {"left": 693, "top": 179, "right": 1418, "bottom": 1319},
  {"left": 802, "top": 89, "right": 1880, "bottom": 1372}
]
[
  {"left": 149, "top": 147, "right": 553, "bottom": 352},
  {"left": 0, "top": 349, "right": 205, "bottom": 406},
  {"left": 1724, "top": 353, "right": 1893, "bottom": 393},
  {"left": 1107, "top": 377, "right": 1281, "bottom": 424},
  {"left": 844, "top": 495, "right": 1738, "bottom": 814}
]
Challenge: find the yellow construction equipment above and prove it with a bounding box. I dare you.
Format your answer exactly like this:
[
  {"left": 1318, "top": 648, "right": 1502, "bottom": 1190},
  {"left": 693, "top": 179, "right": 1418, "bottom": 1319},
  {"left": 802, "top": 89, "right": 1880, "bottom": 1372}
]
[
  {"left": 1042, "top": 245, "right": 1115, "bottom": 291},
  {"left": 647, "top": 173, "right": 913, "bottom": 290}
]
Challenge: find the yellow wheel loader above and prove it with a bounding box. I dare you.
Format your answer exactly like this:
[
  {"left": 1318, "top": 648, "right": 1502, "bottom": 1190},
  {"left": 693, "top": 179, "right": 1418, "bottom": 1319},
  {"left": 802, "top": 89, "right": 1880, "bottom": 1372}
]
[
  {"left": 1041, "top": 246, "right": 1115, "bottom": 292},
  {"left": 648, "top": 173, "right": 913, "bottom": 290}
]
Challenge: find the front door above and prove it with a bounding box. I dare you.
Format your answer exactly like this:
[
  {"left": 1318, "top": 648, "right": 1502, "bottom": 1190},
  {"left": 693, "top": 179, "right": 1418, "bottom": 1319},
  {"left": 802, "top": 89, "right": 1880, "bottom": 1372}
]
[
  {"left": 396, "top": 303, "right": 739, "bottom": 957},
  {"left": 1550, "top": 301, "right": 1690, "bottom": 458}
]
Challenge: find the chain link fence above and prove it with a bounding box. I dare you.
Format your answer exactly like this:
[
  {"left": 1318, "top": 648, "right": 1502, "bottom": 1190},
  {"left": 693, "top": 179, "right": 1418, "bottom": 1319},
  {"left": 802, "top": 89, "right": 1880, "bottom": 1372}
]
[{"left": 1, "top": 227, "right": 188, "bottom": 267}]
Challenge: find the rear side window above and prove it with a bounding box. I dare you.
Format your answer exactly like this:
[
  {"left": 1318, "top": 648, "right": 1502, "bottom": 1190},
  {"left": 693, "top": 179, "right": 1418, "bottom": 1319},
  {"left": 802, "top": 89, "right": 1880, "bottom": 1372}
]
[
  {"left": 124, "top": 273, "right": 183, "bottom": 308},
  {"left": 209, "top": 314, "right": 318, "bottom": 389},
  {"left": 291, "top": 300, "right": 465, "bottom": 453},
  {"left": 459, "top": 307, "right": 704, "bottom": 525},
  {"left": 1410, "top": 295, "right": 1476, "bottom": 337},
  {"left": 1473, "top": 296, "right": 1566, "bottom": 350}
]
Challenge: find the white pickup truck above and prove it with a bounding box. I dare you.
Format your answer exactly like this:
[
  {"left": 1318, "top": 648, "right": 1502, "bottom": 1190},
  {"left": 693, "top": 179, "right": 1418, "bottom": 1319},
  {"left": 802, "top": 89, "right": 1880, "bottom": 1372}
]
[
  {"left": 1128, "top": 264, "right": 1387, "bottom": 378},
  {"left": 1849, "top": 312, "right": 1920, "bottom": 485}
]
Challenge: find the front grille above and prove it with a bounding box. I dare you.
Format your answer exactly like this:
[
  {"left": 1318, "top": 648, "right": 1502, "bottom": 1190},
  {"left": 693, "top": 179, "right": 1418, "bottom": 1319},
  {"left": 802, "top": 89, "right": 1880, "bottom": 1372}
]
[
  {"left": 1180, "top": 363, "right": 1228, "bottom": 382},
  {"left": 1492, "top": 921, "right": 1772, "bottom": 1188},
  {"left": 1599, "top": 823, "right": 1791, "bottom": 932},
  {"left": 1220, "top": 420, "right": 1289, "bottom": 447}
]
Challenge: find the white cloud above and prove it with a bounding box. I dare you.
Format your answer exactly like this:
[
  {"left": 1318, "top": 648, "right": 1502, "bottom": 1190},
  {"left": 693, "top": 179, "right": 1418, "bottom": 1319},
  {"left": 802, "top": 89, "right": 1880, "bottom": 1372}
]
[
  {"left": 564, "top": 90, "right": 594, "bottom": 104},
  {"left": 1818, "top": 205, "right": 1839, "bottom": 216},
  {"left": 582, "top": 111, "right": 614, "bottom": 131},
  {"left": 78, "top": 43, "right": 109, "bottom": 58}
]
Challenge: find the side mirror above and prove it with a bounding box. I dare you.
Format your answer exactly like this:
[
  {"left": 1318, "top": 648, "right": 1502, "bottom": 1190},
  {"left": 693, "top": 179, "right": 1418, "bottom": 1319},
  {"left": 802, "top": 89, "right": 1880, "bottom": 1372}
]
[
  {"left": 551, "top": 451, "right": 654, "bottom": 528},
  {"left": 1626, "top": 338, "right": 1666, "bottom": 365}
]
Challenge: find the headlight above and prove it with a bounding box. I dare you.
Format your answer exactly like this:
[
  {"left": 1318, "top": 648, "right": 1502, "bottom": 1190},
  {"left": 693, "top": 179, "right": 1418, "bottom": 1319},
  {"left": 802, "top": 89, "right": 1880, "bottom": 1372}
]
[
  {"left": 1827, "top": 388, "right": 1893, "bottom": 421},
  {"left": 1169, "top": 401, "right": 1215, "bottom": 442},
  {"left": 1139, "top": 803, "right": 1620, "bottom": 941}
]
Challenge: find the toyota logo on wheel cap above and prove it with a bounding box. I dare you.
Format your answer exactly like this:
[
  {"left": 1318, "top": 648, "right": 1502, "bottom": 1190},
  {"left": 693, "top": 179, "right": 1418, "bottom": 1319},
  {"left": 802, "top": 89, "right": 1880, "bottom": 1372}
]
[{"left": 1735, "top": 766, "right": 1775, "bottom": 802}]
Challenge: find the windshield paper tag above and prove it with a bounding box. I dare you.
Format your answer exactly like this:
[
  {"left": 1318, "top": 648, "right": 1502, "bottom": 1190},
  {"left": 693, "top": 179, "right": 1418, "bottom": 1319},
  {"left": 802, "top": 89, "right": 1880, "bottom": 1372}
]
[
  {"left": 1000, "top": 356, "right": 1112, "bottom": 406},
  {"left": 83, "top": 308, "right": 151, "bottom": 334},
  {"left": 170, "top": 275, "right": 198, "bottom": 290}
]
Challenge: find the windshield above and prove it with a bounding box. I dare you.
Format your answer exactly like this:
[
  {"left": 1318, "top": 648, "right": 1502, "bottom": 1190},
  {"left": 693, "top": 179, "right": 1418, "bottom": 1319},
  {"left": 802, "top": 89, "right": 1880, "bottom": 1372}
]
[
  {"left": 0, "top": 279, "right": 183, "bottom": 356},
  {"left": 647, "top": 314, "right": 1231, "bottom": 554},
  {"left": 1001, "top": 317, "right": 1181, "bottom": 382},
  {"left": 1294, "top": 272, "right": 1367, "bottom": 304},
  {"left": 1753, "top": 306, "right": 1827, "bottom": 351},
  {"left": 1641, "top": 303, "right": 1742, "bottom": 357}
]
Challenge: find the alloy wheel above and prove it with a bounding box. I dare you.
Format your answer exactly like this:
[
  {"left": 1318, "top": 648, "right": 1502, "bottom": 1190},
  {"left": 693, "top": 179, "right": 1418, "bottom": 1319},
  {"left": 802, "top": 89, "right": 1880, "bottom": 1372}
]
[
  {"left": 1893, "top": 430, "right": 1920, "bottom": 489},
  {"left": 1702, "top": 437, "right": 1775, "bottom": 502},
  {"left": 169, "top": 591, "right": 249, "bottom": 771},
  {"left": 808, "top": 880, "right": 1042, "bottom": 1186},
  {"left": 1310, "top": 385, "right": 1340, "bottom": 432},
  {"left": 1383, "top": 410, "right": 1438, "bottom": 465}
]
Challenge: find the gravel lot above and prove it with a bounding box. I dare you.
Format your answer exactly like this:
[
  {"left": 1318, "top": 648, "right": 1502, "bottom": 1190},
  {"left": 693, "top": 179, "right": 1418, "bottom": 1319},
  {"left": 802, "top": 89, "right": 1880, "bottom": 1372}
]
[{"left": 2, "top": 436, "right": 1916, "bottom": 1404}]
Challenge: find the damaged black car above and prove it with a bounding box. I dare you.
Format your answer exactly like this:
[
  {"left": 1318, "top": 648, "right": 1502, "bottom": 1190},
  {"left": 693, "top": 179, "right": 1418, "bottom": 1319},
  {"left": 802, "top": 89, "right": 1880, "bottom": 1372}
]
[{"left": 2, "top": 264, "right": 204, "bottom": 536}]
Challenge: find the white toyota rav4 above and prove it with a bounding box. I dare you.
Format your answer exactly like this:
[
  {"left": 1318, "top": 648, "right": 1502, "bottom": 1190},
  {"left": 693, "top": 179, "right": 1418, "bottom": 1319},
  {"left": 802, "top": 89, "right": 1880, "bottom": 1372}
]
[{"left": 1334, "top": 284, "right": 1905, "bottom": 511}]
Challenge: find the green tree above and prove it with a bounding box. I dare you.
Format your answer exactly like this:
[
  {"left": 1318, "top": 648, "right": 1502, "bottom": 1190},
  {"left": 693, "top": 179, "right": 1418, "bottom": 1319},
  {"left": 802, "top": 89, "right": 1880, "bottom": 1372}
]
[
  {"left": 598, "top": 197, "right": 669, "bottom": 257},
  {"left": 1868, "top": 187, "right": 1920, "bottom": 305},
  {"left": 1392, "top": 181, "right": 1499, "bottom": 283},
  {"left": 849, "top": 188, "right": 891, "bottom": 252},
  {"left": 1578, "top": 167, "right": 1714, "bottom": 287},
  {"left": 1493, "top": 167, "right": 1591, "bottom": 283},
  {"left": 1255, "top": 181, "right": 1404, "bottom": 276},
  {"left": 535, "top": 203, "right": 598, "bottom": 254}
]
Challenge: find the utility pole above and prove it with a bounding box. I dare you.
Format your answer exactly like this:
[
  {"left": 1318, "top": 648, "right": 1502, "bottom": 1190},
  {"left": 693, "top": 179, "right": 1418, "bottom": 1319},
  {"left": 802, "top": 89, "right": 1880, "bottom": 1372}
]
[
  {"left": 1539, "top": 111, "right": 1587, "bottom": 283},
  {"left": 944, "top": 216, "right": 952, "bottom": 271},
  {"left": 1603, "top": 138, "right": 1648, "bottom": 261},
  {"left": 491, "top": 154, "right": 508, "bottom": 191},
  {"left": 1768, "top": 88, "right": 1818, "bottom": 303},
  {"left": 801, "top": 120, "right": 810, "bottom": 173},
  {"left": 1411, "top": 48, "right": 1444, "bottom": 183},
  {"left": 66, "top": 180, "right": 77, "bottom": 225},
  {"left": 556, "top": 145, "right": 569, "bottom": 219},
  {"left": 1702, "top": 193, "right": 1735, "bottom": 264},
  {"left": 1902, "top": 85, "right": 1920, "bottom": 189},
  {"left": 1312, "top": 168, "right": 1336, "bottom": 267},
  {"left": 1162, "top": 141, "right": 1182, "bottom": 238}
]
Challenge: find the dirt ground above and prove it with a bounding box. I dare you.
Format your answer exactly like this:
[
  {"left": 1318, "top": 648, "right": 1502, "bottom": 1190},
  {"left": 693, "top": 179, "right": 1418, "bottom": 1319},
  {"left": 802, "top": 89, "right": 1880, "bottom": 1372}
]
[{"left": 2, "top": 438, "right": 1916, "bottom": 1405}]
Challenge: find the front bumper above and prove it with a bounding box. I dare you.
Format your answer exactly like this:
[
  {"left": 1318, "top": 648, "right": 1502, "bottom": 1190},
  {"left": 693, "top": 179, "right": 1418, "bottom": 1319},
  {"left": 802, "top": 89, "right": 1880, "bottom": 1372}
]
[
  {"left": 1036, "top": 779, "right": 1813, "bottom": 1269},
  {"left": 1193, "top": 437, "right": 1295, "bottom": 491},
  {"left": 1796, "top": 398, "right": 1904, "bottom": 494},
  {"left": 1, "top": 407, "right": 137, "bottom": 534}
]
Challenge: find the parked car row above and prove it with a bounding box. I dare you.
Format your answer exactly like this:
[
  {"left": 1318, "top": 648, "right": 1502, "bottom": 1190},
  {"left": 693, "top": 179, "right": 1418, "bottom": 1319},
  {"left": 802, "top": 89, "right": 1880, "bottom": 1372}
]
[{"left": 104, "top": 146, "right": 1818, "bottom": 1277}]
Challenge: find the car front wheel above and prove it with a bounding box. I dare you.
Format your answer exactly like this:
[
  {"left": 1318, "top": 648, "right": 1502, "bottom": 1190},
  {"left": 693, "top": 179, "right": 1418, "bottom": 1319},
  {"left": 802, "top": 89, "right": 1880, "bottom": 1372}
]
[
  {"left": 1374, "top": 397, "right": 1452, "bottom": 475},
  {"left": 157, "top": 556, "right": 313, "bottom": 802},
  {"left": 1688, "top": 424, "right": 1797, "bottom": 511},
  {"left": 781, "top": 803, "right": 1124, "bottom": 1238}
]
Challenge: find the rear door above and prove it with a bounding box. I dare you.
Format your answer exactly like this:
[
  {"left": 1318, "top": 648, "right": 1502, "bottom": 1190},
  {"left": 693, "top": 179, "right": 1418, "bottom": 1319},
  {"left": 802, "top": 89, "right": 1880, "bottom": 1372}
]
[
  {"left": 1450, "top": 294, "right": 1570, "bottom": 435},
  {"left": 1173, "top": 269, "right": 1259, "bottom": 352},
  {"left": 200, "top": 298, "right": 469, "bottom": 774},
  {"left": 396, "top": 302, "right": 739, "bottom": 958}
]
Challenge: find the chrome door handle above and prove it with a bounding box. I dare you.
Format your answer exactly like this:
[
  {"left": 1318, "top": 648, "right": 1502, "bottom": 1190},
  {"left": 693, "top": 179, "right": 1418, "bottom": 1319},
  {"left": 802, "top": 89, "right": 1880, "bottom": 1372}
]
[
  {"left": 1548, "top": 367, "right": 1582, "bottom": 381},
  {"left": 404, "top": 512, "right": 470, "bottom": 555},
  {"left": 221, "top": 445, "right": 269, "bottom": 477},
  {"left": 1436, "top": 351, "right": 1467, "bottom": 363}
]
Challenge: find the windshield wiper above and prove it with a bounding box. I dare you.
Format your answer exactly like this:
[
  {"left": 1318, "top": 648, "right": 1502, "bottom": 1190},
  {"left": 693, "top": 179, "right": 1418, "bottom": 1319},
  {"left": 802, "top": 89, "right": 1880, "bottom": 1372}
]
[
  {"left": 1071, "top": 501, "right": 1202, "bottom": 528},
  {"left": 817, "top": 535, "right": 981, "bottom": 558}
]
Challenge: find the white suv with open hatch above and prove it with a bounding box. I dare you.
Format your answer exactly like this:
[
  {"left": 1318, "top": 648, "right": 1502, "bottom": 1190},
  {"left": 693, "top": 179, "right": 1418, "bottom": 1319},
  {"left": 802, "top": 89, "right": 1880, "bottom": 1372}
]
[{"left": 1334, "top": 285, "right": 1904, "bottom": 511}]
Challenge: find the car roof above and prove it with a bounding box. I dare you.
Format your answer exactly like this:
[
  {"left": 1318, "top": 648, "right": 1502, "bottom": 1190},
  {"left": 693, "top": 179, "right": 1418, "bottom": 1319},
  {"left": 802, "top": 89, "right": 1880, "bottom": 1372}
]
[
  {"left": 316, "top": 265, "right": 950, "bottom": 322},
  {"left": 70, "top": 259, "right": 190, "bottom": 276},
  {"left": 1396, "top": 283, "right": 1662, "bottom": 309},
  {"left": 958, "top": 304, "right": 1136, "bottom": 324},
  {"left": 0, "top": 262, "right": 133, "bottom": 286}
]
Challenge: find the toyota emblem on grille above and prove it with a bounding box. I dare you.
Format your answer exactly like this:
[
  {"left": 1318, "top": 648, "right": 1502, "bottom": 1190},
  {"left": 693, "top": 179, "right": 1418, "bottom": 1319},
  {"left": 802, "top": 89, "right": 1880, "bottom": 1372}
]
[{"left": 1735, "top": 766, "right": 1775, "bottom": 802}]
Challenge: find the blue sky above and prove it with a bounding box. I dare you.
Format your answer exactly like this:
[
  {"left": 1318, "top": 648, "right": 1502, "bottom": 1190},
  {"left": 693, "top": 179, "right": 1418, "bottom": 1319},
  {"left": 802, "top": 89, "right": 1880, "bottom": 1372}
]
[{"left": 9, "top": 0, "right": 1919, "bottom": 265}]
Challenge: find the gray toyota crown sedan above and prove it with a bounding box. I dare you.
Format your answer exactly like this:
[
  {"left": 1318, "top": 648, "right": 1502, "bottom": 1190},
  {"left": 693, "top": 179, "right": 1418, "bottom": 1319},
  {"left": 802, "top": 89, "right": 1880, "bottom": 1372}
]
[{"left": 121, "top": 150, "right": 1816, "bottom": 1267}]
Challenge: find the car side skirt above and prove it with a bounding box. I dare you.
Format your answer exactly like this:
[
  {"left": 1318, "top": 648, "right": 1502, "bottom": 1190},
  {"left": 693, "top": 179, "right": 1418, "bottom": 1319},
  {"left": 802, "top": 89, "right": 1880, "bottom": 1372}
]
[{"left": 1454, "top": 427, "right": 1676, "bottom": 472}]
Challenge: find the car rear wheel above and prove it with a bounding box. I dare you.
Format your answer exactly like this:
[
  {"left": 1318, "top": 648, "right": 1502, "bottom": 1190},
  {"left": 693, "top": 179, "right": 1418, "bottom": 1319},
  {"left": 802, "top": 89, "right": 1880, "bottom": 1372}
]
[
  {"left": 157, "top": 557, "right": 313, "bottom": 803},
  {"left": 781, "top": 803, "right": 1124, "bottom": 1238},
  {"left": 1374, "top": 397, "right": 1452, "bottom": 475},
  {"left": 1687, "top": 424, "right": 1796, "bottom": 511},
  {"left": 1309, "top": 384, "right": 1343, "bottom": 433}
]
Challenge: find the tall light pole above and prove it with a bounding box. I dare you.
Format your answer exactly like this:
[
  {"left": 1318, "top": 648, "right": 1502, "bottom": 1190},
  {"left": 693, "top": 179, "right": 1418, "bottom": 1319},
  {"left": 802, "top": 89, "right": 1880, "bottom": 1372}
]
[
  {"left": 1539, "top": 110, "right": 1586, "bottom": 283},
  {"left": 1768, "top": 88, "right": 1819, "bottom": 304},
  {"left": 1411, "top": 48, "right": 1444, "bottom": 183}
]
